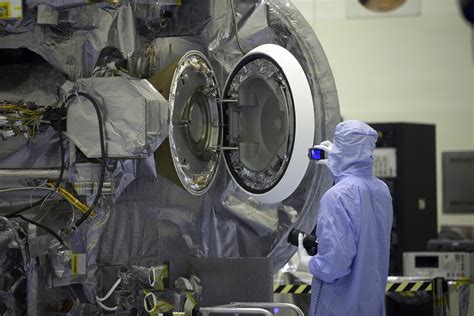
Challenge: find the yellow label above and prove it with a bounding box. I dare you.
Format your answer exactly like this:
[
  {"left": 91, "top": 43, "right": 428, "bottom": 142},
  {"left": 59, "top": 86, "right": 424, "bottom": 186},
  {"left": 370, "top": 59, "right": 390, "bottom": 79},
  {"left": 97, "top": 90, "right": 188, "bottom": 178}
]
[
  {"left": 71, "top": 254, "right": 78, "bottom": 275},
  {"left": 0, "top": 2, "right": 10, "bottom": 18}
]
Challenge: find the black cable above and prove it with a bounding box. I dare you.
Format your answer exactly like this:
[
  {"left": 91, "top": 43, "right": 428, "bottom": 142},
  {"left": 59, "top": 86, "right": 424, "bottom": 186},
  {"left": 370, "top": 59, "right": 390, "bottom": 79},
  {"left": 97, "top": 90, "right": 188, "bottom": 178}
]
[
  {"left": 14, "top": 214, "right": 66, "bottom": 246},
  {"left": 3, "top": 95, "right": 77, "bottom": 248},
  {"left": 71, "top": 92, "right": 106, "bottom": 230},
  {"left": 229, "top": 0, "right": 246, "bottom": 55},
  {"left": 4, "top": 92, "right": 105, "bottom": 242},
  {"left": 5, "top": 95, "right": 74, "bottom": 218}
]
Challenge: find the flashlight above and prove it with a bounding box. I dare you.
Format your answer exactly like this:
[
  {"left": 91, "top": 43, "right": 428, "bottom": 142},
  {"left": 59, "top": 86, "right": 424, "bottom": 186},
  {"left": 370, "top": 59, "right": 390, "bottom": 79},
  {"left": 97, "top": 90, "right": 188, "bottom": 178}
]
[{"left": 308, "top": 148, "right": 326, "bottom": 161}]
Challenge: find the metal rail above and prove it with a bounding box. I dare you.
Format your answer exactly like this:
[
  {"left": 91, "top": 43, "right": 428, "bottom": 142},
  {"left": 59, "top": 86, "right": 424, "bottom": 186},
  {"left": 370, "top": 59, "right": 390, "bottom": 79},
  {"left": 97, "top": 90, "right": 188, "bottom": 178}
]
[
  {"left": 0, "top": 168, "right": 67, "bottom": 182},
  {"left": 199, "top": 307, "right": 272, "bottom": 316},
  {"left": 223, "top": 302, "right": 304, "bottom": 316}
]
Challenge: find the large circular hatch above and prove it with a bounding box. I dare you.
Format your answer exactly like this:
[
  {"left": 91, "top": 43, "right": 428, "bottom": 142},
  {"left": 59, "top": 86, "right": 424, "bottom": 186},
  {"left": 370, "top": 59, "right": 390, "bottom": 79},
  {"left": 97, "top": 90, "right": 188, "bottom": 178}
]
[
  {"left": 223, "top": 44, "right": 315, "bottom": 204},
  {"left": 222, "top": 58, "right": 295, "bottom": 194},
  {"left": 168, "top": 51, "right": 221, "bottom": 195},
  {"left": 169, "top": 45, "right": 315, "bottom": 203}
]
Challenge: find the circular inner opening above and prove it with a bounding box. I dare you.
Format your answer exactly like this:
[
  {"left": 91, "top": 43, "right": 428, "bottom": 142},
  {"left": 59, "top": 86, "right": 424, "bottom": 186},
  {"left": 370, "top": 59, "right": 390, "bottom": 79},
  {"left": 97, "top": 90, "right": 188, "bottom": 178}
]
[
  {"left": 237, "top": 77, "right": 288, "bottom": 172},
  {"left": 189, "top": 103, "right": 205, "bottom": 143},
  {"left": 183, "top": 91, "right": 211, "bottom": 155},
  {"left": 223, "top": 57, "right": 295, "bottom": 194},
  {"left": 359, "top": 0, "right": 406, "bottom": 12}
]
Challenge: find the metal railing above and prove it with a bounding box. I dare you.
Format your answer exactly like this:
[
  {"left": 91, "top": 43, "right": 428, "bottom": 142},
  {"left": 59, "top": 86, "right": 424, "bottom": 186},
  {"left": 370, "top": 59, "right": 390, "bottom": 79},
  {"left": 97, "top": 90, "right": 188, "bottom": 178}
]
[
  {"left": 200, "top": 302, "right": 303, "bottom": 316},
  {"left": 199, "top": 307, "right": 272, "bottom": 315},
  {"left": 221, "top": 302, "right": 304, "bottom": 316}
]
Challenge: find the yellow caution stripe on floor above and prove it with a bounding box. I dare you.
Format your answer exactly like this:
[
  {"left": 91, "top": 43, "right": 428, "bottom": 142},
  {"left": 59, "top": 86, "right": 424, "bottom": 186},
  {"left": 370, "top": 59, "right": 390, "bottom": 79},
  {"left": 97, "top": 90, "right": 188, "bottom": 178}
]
[
  {"left": 274, "top": 282, "right": 432, "bottom": 294},
  {"left": 385, "top": 281, "right": 432, "bottom": 292},
  {"left": 275, "top": 279, "right": 469, "bottom": 295},
  {"left": 274, "top": 284, "right": 311, "bottom": 294}
]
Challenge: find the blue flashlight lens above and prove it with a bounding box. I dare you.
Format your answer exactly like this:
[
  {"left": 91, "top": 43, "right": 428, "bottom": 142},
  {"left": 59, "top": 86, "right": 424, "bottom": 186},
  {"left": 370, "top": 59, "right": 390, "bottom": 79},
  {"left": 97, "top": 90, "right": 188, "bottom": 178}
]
[{"left": 309, "top": 149, "right": 323, "bottom": 160}]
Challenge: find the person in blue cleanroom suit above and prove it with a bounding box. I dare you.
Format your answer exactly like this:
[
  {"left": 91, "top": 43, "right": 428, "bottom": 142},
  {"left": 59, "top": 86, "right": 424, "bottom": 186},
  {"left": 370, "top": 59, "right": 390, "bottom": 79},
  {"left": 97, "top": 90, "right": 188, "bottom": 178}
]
[{"left": 299, "top": 120, "right": 393, "bottom": 316}]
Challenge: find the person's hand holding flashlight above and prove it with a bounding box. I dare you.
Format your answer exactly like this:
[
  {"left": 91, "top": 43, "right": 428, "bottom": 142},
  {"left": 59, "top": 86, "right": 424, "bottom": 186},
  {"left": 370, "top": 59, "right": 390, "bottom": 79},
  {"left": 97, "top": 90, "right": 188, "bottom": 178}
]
[{"left": 309, "top": 140, "right": 333, "bottom": 165}]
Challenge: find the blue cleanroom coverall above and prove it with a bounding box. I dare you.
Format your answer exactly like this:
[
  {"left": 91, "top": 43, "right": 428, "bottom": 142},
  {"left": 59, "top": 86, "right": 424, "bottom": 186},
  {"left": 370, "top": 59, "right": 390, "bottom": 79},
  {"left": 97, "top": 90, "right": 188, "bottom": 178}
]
[{"left": 308, "top": 120, "right": 393, "bottom": 315}]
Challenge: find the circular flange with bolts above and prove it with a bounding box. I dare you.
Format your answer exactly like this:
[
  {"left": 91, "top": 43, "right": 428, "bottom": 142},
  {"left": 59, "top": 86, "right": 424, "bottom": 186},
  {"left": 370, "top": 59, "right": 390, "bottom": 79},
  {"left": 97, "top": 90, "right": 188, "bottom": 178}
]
[{"left": 168, "top": 51, "right": 221, "bottom": 195}]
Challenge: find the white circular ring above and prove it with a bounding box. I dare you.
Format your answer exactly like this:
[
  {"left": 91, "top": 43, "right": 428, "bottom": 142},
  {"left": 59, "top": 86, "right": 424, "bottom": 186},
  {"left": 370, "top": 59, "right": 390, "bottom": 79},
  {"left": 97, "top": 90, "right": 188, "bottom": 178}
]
[{"left": 224, "top": 44, "right": 315, "bottom": 204}]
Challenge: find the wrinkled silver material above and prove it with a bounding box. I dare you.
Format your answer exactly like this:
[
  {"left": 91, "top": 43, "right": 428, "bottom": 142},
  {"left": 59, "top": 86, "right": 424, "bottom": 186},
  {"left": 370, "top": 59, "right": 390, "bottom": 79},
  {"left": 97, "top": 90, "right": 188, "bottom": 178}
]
[
  {"left": 0, "top": 128, "right": 63, "bottom": 168},
  {"left": 0, "top": 0, "right": 340, "bottom": 313},
  {"left": 63, "top": 77, "right": 168, "bottom": 158},
  {"left": 0, "top": 62, "right": 66, "bottom": 107},
  {"left": 0, "top": 217, "right": 29, "bottom": 272},
  {"left": 0, "top": 4, "right": 138, "bottom": 79}
]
